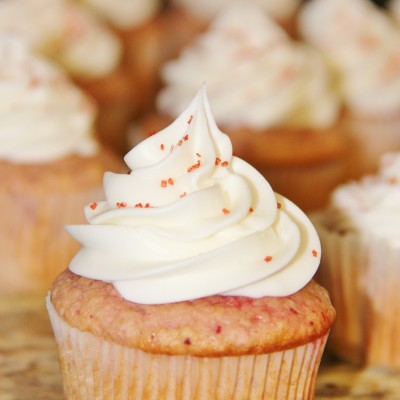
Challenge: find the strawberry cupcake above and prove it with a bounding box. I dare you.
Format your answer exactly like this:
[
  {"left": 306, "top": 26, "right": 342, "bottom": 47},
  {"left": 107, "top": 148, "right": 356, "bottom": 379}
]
[
  {"left": 130, "top": 3, "right": 348, "bottom": 212},
  {"left": 47, "top": 85, "right": 335, "bottom": 399},
  {"left": 299, "top": 0, "right": 400, "bottom": 180},
  {"left": 0, "top": 35, "right": 124, "bottom": 295},
  {"left": 312, "top": 152, "right": 400, "bottom": 368},
  {"left": 0, "top": 0, "right": 137, "bottom": 156}
]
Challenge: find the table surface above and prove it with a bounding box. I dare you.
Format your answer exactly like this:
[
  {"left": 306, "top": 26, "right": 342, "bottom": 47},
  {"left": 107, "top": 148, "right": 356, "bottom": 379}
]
[{"left": 1, "top": 295, "right": 400, "bottom": 400}]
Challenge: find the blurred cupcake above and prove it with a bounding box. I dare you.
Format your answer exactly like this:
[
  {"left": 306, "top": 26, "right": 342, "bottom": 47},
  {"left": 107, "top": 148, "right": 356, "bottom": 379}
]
[
  {"left": 312, "top": 152, "right": 400, "bottom": 368},
  {"left": 47, "top": 85, "right": 335, "bottom": 399},
  {"left": 0, "top": 0, "right": 137, "bottom": 156},
  {"left": 77, "top": 0, "right": 165, "bottom": 115},
  {"left": 0, "top": 35, "right": 124, "bottom": 295},
  {"left": 299, "top": 0, "right": 400, "bottom": 180},
  {"left": 131, "top": 3, "right": 348, "bottom": 212}
]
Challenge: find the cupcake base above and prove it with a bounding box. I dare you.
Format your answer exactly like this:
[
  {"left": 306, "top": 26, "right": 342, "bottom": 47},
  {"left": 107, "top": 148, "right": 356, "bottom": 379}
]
[
  {"left": 47, "top": 295, "right": 328, "bottom": 400},
  {"left": 313, "top": 216, "right": 400, "bottom": 368},
  {"left": 0, "top": 149, "right": 124, "bottom": 295}
]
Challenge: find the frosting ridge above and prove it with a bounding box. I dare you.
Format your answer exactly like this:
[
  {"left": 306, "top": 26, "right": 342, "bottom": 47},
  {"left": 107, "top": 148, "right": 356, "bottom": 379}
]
[{"left": 67, "top": 85, "right": 321, "bottom": 304}]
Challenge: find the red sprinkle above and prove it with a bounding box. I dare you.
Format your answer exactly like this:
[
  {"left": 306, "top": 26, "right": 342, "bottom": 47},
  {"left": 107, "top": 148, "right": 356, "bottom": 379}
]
[
  {"left": 167, "top": 178, "right": 174, "bottom": 185},
  {"left": 312, "top": 250, "right": 318, "bottom": 257},
  {"left": 89, "top": 202, "right": 97, "bottom": 210},
  {"left": 215, "top": 325, "right": 222, "bottom": 334},
  {"left": 145, "top": 203, "right": 151, "bottom": 208},
  {"left": 222, "top": 208, "right": 230, "bottom": 215},
  {"left": 183, "top": 134, "right": 189, "bottom": 141},
  {"left": 184, "top": 338, "right": 191, "bottom": 345},
  {"left": 148, "top": 130, "right": 156, "bottom": 136},
  {"left": 277, "top": 202, "right": 282, "bottom": 209},
  {"left": 187, "top": 160, "right": 201, "bottom": 173},
  {"left": 177, "top": 139, "right": 183, "bottom": 146},
  {"left": 135, "top": 203, "right": 143, "bottom": 208},
  {"left": 264, "top": 256, "right": 273, "bottom": 262},
  {"left": 160, "top": 144, "right": 165, "bottom": 150},
  {"left": 187, "top": 115, "right": 193, "bottom": 124},
  {"left": 249, "top": 207, "right": 254, "bottom": 213},
  {"left": 116, "top": 202, "right": 127, "bottom": 208},
  {"left": 221, "top": 161, "right": 229, "bottom": 167},
  {"left": 215, "top": 157, "right": 221, "bottom": 166},
  {"left": 161, "top": 180, "right": 167, "bottom": 188},
  {"left": 180, "top": 192, "right": 187, "bottom": 198}
]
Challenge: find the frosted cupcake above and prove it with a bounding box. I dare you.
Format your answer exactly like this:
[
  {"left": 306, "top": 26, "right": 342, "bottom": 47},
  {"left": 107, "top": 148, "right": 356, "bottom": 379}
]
[
  {"left": 47, "top": 85, "right": 335, "bottom": 399},
  {"left": 312, "top": 152, "right": 400, "bottom": 368},
  {"left": 299, "top": 0, "right": 400, "bottom": 180},
  {"left": 131, "top": 3, "right": 348, "bottom": 212},
  {"left": 0, "top": 36, "right": 124, "bottom": 295},
  {"left": 78, "top": 0, "right": 165, "bottom": 115},
  {"left": 0, "top": 0, "right": 136, "bottom": 156}
]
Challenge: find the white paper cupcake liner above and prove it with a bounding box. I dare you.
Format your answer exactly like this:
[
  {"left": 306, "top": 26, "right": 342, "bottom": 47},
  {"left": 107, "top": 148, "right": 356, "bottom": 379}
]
[
  {"left": 315, "top": 220, "right": 400, "bottom": 368},
  {"left": 47, "top": 295, "right": 329, "bottom": 400}
]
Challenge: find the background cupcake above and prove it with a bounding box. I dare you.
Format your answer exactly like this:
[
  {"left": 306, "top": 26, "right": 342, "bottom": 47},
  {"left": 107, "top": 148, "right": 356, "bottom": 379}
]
[
  {"left": 47, "top": 86, "right": 335, "bottom": 399},
  {"left": 0, "top": 35, "right": 124, "bottom": 295},
  {"left": 131, "top": 2, "right": 349, "bottom": 212},
  {"left": 0, "top": 0, "right": 138, "bottom": 156},
  {"left": 312, "top": 152, "right": 400, "bottom": 368},
  {"left": 299, "top": 0, "right": 400, "bottom": 180}
]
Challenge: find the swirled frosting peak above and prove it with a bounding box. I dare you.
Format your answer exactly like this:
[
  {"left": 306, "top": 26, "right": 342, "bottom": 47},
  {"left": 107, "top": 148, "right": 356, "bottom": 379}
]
[
  {"left": 67, "top": 85, "right": 321, "bottom": 304},
  {"left": 0, "top": 35, "right": 98, "bottom": 163}
]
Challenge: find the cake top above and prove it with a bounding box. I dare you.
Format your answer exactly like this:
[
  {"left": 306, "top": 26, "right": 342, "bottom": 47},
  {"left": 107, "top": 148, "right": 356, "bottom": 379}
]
[
  {"left": 318, "top": 152, "right": 400, "bottom": 248},
  {"left": 50, "top": 270, "right": 335, "bottom": 355},
  {"left": 66, "top": 84, "right": 321, "bottom": 304},
  {"left": 299, "top": 0, "right": 400, "bottom": 118},
  {"left": 0, "top": 0, "right": 121, "bottom": 78},
  {"left": 157, "top": 2, "right": 339, "bottom": 130},
  {"left": 0, "top": 35, "right": 98, "bottom": 163},
  {"left": 81, "top": 0, "right": 162, "bottom": 29}
]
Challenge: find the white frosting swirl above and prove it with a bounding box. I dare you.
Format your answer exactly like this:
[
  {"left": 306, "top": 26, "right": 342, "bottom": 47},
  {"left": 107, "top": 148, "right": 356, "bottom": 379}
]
[
  {"left": 299, "top": 0, "right": 400, "bottom": 117},
  {"left": 0, "top": 0, "right": 121, "bottom": 78},
  {"left": 157, "top": 3, "right": 339, "bottom": 130},
  {"left": 0, "top": 36, "right": 98, "bottom": 163},
  {"left": 172, "top": 0, "right": 301, "bottom": 22},
  {"left": 81, "top": 0, "right": 161, "bottom": 29},
  {"left": 323, "top": 152, "right": 400, "bottom": 247},
  {"left": 67, "top": 85, "right": 321, "bottom": 304}
]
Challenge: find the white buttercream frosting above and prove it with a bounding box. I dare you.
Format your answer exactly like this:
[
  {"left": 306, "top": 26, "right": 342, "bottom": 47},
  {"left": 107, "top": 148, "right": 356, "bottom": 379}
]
[
  {"left": 157, "top": 3, "right": 339, "bottom": 130},
  {"left": 67, "top": 85, "right": 321, "bottom": 304},
  {"left": 0, "top": 35, "right": 98, "bottom": 163},
  {"left": 321, "top": 152, "right": 400, "bottom": 248},
  {"left": 81, "top": 0, "right": 161, "bottom": 29},
  {"left": 299, "top": 0, "right": 400, "bottom": 117},
  {"left": 172, "top": 0, "right": 301, "bottom": 22},
  {"left": 0, "top": 0, "right": 121, "bottom": 78}
]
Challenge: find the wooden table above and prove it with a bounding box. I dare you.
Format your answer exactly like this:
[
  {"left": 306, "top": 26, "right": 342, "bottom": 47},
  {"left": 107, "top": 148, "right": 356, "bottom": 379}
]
[{"left": 1, "top": 295, "right": 399, "bottom": 399}]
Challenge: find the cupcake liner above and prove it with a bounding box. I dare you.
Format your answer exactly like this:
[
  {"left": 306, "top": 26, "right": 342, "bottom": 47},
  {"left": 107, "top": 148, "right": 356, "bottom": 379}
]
[
  {"left": 315, "top": 219, "right": 400, "bottom": 368},
  {"left": 47, "top": 295, "right": 329, "bottom": 400}
]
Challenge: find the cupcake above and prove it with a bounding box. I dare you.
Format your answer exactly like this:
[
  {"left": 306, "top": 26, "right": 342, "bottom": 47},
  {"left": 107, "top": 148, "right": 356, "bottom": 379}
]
[
  {"left": 77, "top": 0, "right": 165, "bottom": 116},
  {"left": 299, "top": 0, "right": 400, "bottom": 180},
  {"left": 47, "top": 84, "right": 335, "bottom": 399},
  {"left": 131, "top": 3, "right": 348, "bottom": 212},
  {"left": 0, "top": 36, "right": 124, "bottom": 295},
  {"left": 312, "top": 152, "right": 400, "bottom": 368},
  {"left": 0, "top": 0, "right": 137, "bottom": 156}
]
